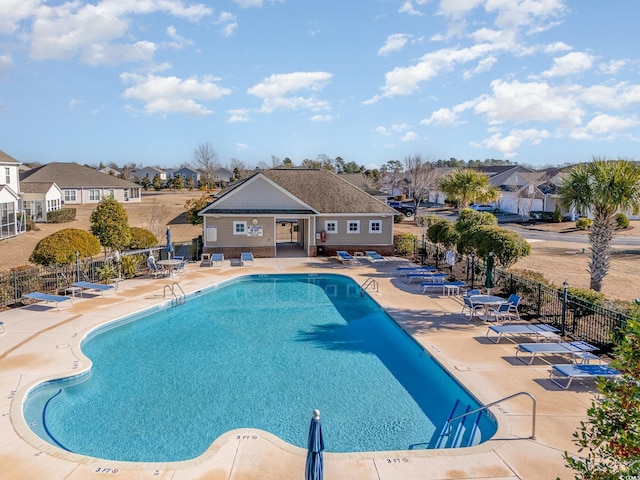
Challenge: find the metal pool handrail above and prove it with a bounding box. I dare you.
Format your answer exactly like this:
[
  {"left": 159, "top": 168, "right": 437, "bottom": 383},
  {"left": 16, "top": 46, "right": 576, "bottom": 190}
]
[{"left": 446, "top": 391, "right": 537, "bottom": 440}]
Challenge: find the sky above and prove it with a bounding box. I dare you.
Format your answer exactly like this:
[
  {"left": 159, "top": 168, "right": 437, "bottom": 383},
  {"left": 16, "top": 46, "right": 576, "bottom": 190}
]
[{"left": 1, "top": 0, "right": 639, "bottom": 171}]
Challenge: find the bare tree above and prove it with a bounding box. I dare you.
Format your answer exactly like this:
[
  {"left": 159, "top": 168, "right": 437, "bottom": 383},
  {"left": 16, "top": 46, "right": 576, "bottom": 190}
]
[
  {"left": 404, "top": 154, "right": 439, "bottom": 209},
  {"left": 193, "top": 142, "right": 220, "bottom": 187},
  {"left": 270, "top": 155, "right": 282, "bottom": 168}
]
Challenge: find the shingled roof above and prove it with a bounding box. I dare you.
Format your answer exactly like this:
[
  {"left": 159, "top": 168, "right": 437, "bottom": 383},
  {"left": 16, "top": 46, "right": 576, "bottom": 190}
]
[
  {"left": 0, "top": 150, "right": 20, "bottom": 164},
  {"left": 19, "top": 182, "right": 58, "bottom": 194},
  {"left": 20, "top": 162, "right": 139, "bottom": 188},
  {"left": 206, "top": 169, "right": 397, "bottom": 215}
]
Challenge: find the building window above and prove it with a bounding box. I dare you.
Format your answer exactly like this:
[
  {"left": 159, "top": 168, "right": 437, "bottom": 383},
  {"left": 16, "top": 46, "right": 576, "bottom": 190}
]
[
  {"left": 64, "top": 190, "right": 77, "bottom": 202},
  {"left": 233, "top": 221, "right": 247, "bottom": 235},
  {"left": 89, "top": 189, "right": 101, "bottom": 201},
  {"left": 109, "top": 189, "right": 115, "bottom": 199},
  {"left": 347, "top": 220, "right": 360, "bottom": 234},
  {"left": 369, "top": 220, "right": 382, "bottom": 233},
  {"left": 324, "top": 220, "right": 337, "bottom": 234},
  {"left": 4, "top": 167, "right": 10, "bottom": 184}
]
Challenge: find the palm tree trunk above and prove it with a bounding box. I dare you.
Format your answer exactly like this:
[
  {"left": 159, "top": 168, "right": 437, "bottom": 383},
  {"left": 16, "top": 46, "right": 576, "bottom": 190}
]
[{"left": 587, "top": 211, "right": 615, "bottom": 291}]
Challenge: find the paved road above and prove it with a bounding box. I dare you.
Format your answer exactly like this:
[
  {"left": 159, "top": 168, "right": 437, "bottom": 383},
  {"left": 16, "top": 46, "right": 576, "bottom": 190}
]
[{"left": 418, "top": 207, "right": 640, "bottom": 246}]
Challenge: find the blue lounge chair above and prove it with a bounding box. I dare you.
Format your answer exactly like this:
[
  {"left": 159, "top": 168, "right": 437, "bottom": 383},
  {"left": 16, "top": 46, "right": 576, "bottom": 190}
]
[
  {"left": 72, "top": 281, "right": 115, "bottom": 298},
  {"left": 418, "top": 281, "right": 466, "bottom": 295},
  {"left": 486, "top": 324, "right": 560, "bottom": 343},
  {"left": 396, "top": 266, "right": 437, "bottom": 276},
  {"left": 23, "top": 292, "right": 74, "bottom": 310},
  {"left": 365, "top": 251, "right": 385, "bottom": 262},
  {"left": 211, "top": 253, "right": 224, "bottom": 267},
  {"left": 549, "top": 363, "right": 621, "bottom": 389},
  {"left": 515, "top": 340, "right": 598, "bottom": 365},
  {"left": 461, "top": 296, "right": 483, "bottom": 319},
  {"left": 0, "top": 321, "right": 5, "bottom": 336},
  {"left": 404, "top": 272, "right": 448, "bottom": 284},
  {"left": 336, "top": 251, "right": 359, "bottom": 265},
  {"left": 241, "top": 252, "right": 254, "bottom": 266}
]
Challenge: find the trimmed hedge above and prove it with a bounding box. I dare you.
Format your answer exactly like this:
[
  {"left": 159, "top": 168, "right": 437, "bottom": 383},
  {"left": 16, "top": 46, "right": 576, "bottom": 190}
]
[
  {"left": 47, "top": 208, "right": 76, "bottom": 223},
  {"left": 30, "top": 228, "right": 101, "bottom": 266}
]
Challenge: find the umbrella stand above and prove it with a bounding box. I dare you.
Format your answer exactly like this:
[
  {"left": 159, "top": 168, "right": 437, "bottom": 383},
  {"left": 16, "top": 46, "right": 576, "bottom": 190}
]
[
  {"left": 484, "top": 252, "right": 495, "bottom": 295},
  {"left": 305, "top": 409, "right": 324, "bottom": 480}
]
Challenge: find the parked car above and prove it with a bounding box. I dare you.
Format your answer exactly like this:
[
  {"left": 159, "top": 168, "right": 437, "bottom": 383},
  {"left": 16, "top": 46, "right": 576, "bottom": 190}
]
[
  {"left": 386, "top": 200, "right": 415, "bottom": 217},
  {"left": 469, "top": 204, "right": 501, "bottom": 213}
]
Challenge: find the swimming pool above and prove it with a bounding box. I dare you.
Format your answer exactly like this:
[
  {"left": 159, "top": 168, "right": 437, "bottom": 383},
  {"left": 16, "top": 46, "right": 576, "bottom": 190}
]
[{"left": 23, "top": 274, "right": 496, "bottom": 462}]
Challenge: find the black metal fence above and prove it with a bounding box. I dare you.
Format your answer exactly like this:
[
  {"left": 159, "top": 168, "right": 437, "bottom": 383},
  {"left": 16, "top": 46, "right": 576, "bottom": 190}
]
[
  {"left": 0, "top": 241, "right": 198, "bottom": 308},
  {"left": 414, "top": 238, "right": 630, "bottom": 352}
]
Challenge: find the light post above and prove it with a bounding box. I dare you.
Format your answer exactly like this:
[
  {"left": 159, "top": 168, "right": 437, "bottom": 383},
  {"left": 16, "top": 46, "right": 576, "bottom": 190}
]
[
  {"left": 561, "top": 280, "right": 569, "bottom": 336},
  {"left": 470, "top": 253, "right": 476, "bottom": 289},
  {"left": 75, "top": 251, "right": 80, "bottom": 283}
]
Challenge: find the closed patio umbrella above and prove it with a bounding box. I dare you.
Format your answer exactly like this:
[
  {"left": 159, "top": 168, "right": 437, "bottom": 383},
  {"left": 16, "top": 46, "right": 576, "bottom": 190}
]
[
  {"left": 305, "top": 409, "right": 324, "bottom": 480},
  {"left": 484, "top": 252, "right": 495, "bottom": 294},
  {"left": 166, "top": 227, "right": 174, "bottom": 259}
]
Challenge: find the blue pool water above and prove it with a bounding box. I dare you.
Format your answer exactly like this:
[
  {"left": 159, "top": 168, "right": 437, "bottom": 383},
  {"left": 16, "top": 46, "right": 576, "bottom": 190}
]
[{"left": 24, "top": 274, "right": 496, "bottom": 462}]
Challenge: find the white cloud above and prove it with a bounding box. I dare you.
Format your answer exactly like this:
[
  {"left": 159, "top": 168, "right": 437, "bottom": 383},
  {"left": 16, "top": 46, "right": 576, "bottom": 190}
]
[
  {"left": 474, "top": 79, "right": 584, "bottom": 127},
  {"left": 235, "top": 143, "right": 249, "bottom": 150},
  {"left": 478, "top": 128, "right": 550, "bottom": 157},
  {"left": 391, "top": 123, "right": 411, "bottom": 132},
  {"left": 228, "top": 108, "right": 253, "bottom": 123},
  {"left": 310, "top": 114, "right": 333, "bottom": 122},
  {"left": 0, "top": 0, "right": 39, "bottom": 35},
  {"left": 166, "top": 26, "right": 194, "bottom": 50},
  {"left": 82, "top": 41, "right": 157, "bottom": 65},
  {"left": 485, "top": 0, "right": 567, "bottom": 29},
  {"left": 120, "top": 73, "right": 232, "bottom": 116},
  {"left": 543, "top": 51, "right": 595, "bottom": 77},
  {"left": 374, "top": 126, "right": 390, "bottom": 136},
  {"left": 599, "top": 59, "right": 625, "bottom": 75},
  {"left": 29, "top": 0, "right": 211, "bottom": 64},
  {"left": 248, "top": 72, "right": 333, "bottom": 113},
  {"left": 0, "top": 54, "right": 13, "bottom": 79},
  {"left": 463, "top": 55, "right": 497, "bottom": 79},
  {"left": 437, "top": 0, "right": 483, "bottom": 19},
  {"left": 581, "top": 82, "right": 640, "bottom": 110},
  {"left": 401, "top": 131, "right": 419, "bottom": 141},
  {"left": 215, "top": 12, "right": 238, "bottom": 37},
  {"left": 378, "top": 34, "right": 410, "bottom": 56},
  {"left": 569, "top": 114, "right": 638, "bottom": 140},
  {"left": 232, "top": 0, "right": 262, "bottom": 8},
  {"left": 421, "top": 107, "right": 458, "bottom": 126},
  {"left": 398, "top": 1, "right": 423, "bottom": 16},
  {"left": 543, "top": 41, "right": 572, "bottom": 53}
]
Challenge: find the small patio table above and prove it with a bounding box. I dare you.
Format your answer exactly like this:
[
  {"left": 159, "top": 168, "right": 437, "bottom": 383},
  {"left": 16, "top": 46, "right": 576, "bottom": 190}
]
[{"left": 469, "top": 294, "right": 508, "bottom": 322}]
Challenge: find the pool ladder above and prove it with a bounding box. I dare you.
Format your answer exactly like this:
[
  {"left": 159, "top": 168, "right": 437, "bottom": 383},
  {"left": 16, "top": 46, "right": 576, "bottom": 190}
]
[
  {"left": 361, "top": 278, "right": 378, "bottom": 294},
  {"left": 435, "top": 391, "right": 536, "bottom": 449},
  {"left": 163, "top": 282, "right": 186, "bottom": 306}
]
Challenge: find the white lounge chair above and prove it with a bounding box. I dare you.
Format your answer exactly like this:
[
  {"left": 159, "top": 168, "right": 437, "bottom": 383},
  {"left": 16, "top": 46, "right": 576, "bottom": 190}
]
[
  {"left": 515, "top": 340, "right": 598, "bottom": 365},
  {"left": 404, "top": 272, "right": 448, "bottom": 284},
  {"left": 418, "top": 281, "right": 466, "bottom": 295},
  {"left": 336, "top": 251, "right": 359, "bottom": 265},
  {"left": 241, "top": 252, "right": 254, "bottom": 266},
  {"left": 485, "top": 324, "right": 560, "bottom": 343},
  {"left": 365, "top": 251, "right": 385, "bottom": 262},
  {"left": 72, "top": 281, "right": 116, "bottom": 298},
  {"left": 549, "top": 363, "right": 621, "bottom": 389},
  {"left": 23, "top": 292, "right": 74, "bottom": 310},
  {"left": 211, "top": 253, "right": 224, "bottom": 267}
]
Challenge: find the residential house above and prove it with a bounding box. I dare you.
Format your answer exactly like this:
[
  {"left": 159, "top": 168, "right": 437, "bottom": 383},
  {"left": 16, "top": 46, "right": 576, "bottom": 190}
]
[
  {"left": 199, "top": 169, "right": 398, "bottom": 258},
  {"left": 172, "top": 167, "right": 200, "bottom": 188},
  {"left": 132, "top": 166, "right": 167, "bottom": 185},
  {"left": 339, "top": 173, "right": 387, "bottom": 202},
  {"left": 21, "top": 162, "right": 141, "bottom": 204},
  {"left": 212, "top": 167, "right": 233, "bottom": 186},
  {"left": 19, "top": 182, "right": 63, "bottom": 222},
  {"left": 0, "top": 150, "right": 24, "bottom": 239},
  {"left": 98, "top": 166, "right": 121, "bottom": 177}
]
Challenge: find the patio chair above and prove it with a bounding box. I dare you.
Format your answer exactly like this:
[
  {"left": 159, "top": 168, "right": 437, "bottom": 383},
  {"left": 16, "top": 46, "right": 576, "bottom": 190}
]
[
  {"left": 211, "top": 253, "right": 224, "bottom": 267},
  {"left": 461, "top": 296, "right": 483, "bottom": 319},
  {"left": 72, "top": 281, "right": 116, "bottom": 298},
  {"left": 171, "top": 257, "right": 186, "bottom": 277},
  {"left": 241, "top": 252, "right": 254, "bottom": 266},
  {"left": 506, "top": 294, "right": 521, "bottom": 319},
  {"left": 365, "top": 251, "right": 385, "bottom": 262},
  {"left": 336, "top": 251, "right": 359, "bottom": 265},
  {"left": 464, "top": 288, "right": 481, "bottom": 297},
  {"left": 486, "top": 303, "right": 516, "bottom": 323},
  {"left": 147, "top": 256, "right": 165, "bottom": 278},
  {"left": 23, "top": 292, "right": 74, "bottom": 310},
  {"left": 485, "top": 324, "right": 560, "bottom": 343},
  {"left": 549, "top": 363, "right": 621, "bottom": 389},
  {"left": 0, "top": 321, "right": 6, "bottom": 336},
  {"left": 515, "top": 340, "right": 598, "bottom": 365}
]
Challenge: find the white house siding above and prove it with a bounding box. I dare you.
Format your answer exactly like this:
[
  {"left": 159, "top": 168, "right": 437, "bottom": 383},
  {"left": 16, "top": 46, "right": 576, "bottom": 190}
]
[
  {"left": 220, "top": 177, "right": 308, "bottom": 210},
  {"left": 2, "top": 164, "right": 20, "bottom": 193}
]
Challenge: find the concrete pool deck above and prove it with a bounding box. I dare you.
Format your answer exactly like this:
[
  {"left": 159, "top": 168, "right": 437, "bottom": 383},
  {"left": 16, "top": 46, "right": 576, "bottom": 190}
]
[{"left": 0, "top": 256, "right": 597, "bottom": 479}]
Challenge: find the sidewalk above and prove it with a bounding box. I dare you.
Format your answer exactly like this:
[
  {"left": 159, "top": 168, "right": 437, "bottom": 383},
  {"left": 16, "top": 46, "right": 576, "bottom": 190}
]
[{"left": 0, "top": 257, "right": 595, "bottom": 479}]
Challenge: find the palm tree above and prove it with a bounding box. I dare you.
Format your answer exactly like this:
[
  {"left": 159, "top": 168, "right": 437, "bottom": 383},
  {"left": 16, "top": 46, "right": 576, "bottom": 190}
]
[
  {"left": 558, "top": 158, "right": 640, "bottom": 291},
  {"left": 438, "top": 168, "right": 500, "bottom": 209}
]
